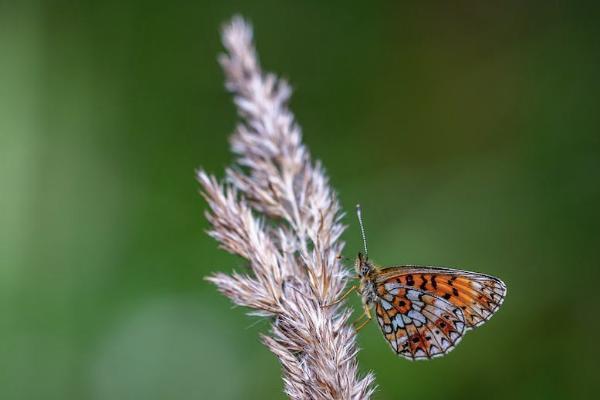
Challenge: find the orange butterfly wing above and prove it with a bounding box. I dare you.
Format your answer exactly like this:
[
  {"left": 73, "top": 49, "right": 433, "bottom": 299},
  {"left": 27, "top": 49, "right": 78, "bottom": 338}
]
[{"left": 373, "top": 266, "right": 506, "bottom": 360}]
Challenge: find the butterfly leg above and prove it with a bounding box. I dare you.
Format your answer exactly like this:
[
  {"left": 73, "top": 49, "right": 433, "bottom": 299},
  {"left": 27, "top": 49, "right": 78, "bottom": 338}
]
[
  {"left": 321, "top": 285, "right": 358, "bottom": 308},
  {"left": 353, "top": 305, "right": 372, "bottom": 332}
]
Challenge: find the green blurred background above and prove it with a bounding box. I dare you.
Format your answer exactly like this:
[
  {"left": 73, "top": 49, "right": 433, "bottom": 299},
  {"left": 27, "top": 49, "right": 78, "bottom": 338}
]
[{"left": 2, "top": 1, "right": 599, "bottom": 399}]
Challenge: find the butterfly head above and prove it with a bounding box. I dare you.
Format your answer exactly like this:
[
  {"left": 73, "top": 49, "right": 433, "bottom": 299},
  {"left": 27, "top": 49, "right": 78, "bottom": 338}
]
[{"left": 355, "top": 252, "right": 374, "bottom": 277}]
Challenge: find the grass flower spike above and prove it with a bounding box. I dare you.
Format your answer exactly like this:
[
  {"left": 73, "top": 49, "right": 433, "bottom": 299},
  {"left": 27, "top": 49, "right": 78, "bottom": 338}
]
[{"left": 198, "top": 16, "right": 375, "bottom": 400}]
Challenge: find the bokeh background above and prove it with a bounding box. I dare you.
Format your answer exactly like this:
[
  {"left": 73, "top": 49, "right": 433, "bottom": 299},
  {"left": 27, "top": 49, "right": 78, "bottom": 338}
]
[{"left": 2, "top": 1, "right": 600, "bottom": 399}]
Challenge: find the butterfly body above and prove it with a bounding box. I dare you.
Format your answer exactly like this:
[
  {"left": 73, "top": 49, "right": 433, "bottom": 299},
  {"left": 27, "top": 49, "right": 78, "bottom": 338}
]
[{"left": 354, "top": 252, "right": 506, "bottom": 360}]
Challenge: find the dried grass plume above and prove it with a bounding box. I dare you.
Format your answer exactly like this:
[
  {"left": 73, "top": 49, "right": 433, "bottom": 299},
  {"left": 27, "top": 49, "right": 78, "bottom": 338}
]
[{"left": 198, "top": 16, "right": 375, "bottom": 399}]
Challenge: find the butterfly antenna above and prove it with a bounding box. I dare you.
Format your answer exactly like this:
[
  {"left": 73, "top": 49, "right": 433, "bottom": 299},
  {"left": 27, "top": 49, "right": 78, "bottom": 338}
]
[{"left": 356, "top": 204, "right": 368, "bottom": 258}]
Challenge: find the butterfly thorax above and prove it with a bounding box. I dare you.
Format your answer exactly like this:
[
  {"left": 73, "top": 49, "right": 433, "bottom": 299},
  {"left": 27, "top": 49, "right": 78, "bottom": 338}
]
[{"left": 355, "top": 253, "right": 379, "bottom": 305}]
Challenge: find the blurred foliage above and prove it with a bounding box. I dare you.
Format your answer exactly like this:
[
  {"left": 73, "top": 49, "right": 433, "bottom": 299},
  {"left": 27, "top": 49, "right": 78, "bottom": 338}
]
[{"left": 1, "top": 1, "right": 599, "bottom": 399}]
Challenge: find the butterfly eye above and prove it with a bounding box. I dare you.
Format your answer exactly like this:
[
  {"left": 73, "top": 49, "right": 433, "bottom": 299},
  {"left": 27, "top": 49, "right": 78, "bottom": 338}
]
[{"left": 360, "top": 265, "right": 370, "bottom": 276}]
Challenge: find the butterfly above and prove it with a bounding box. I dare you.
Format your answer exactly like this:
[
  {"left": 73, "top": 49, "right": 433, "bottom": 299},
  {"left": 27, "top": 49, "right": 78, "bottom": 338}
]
[{"left": 335, "top": 205, "right": 507, "bottom": 361}]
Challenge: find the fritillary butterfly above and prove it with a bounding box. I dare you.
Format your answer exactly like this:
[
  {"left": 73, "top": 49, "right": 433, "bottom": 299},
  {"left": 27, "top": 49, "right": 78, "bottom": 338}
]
[{"left": 341, "top": 205, "right": 506, "bottom": 360}]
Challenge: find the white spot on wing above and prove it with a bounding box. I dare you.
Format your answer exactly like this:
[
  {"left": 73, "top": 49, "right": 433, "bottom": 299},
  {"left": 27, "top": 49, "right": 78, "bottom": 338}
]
[
  {"left": 412, "top": 300, "right": 424, "bottom": 308},
  {"left": 408, "top": 310, "right": 427, "bottom": 325},
  {"left": 440, "top": 338, "right": 450, "bottom": 350},
  {"left": 392, "top": 314, "right": 405, "bottom": 329},
  {"left": 381, "top": 299, "right": 393, "bottom": 310},
  {"left": 406, "top": 290, "right": 421, "bottom": 301},
  {"left": 414, "top": 348, "right": 426, "bottom": 358},
  {"left": 429, "top": 303, "right": 444, "bottom": 317}
]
